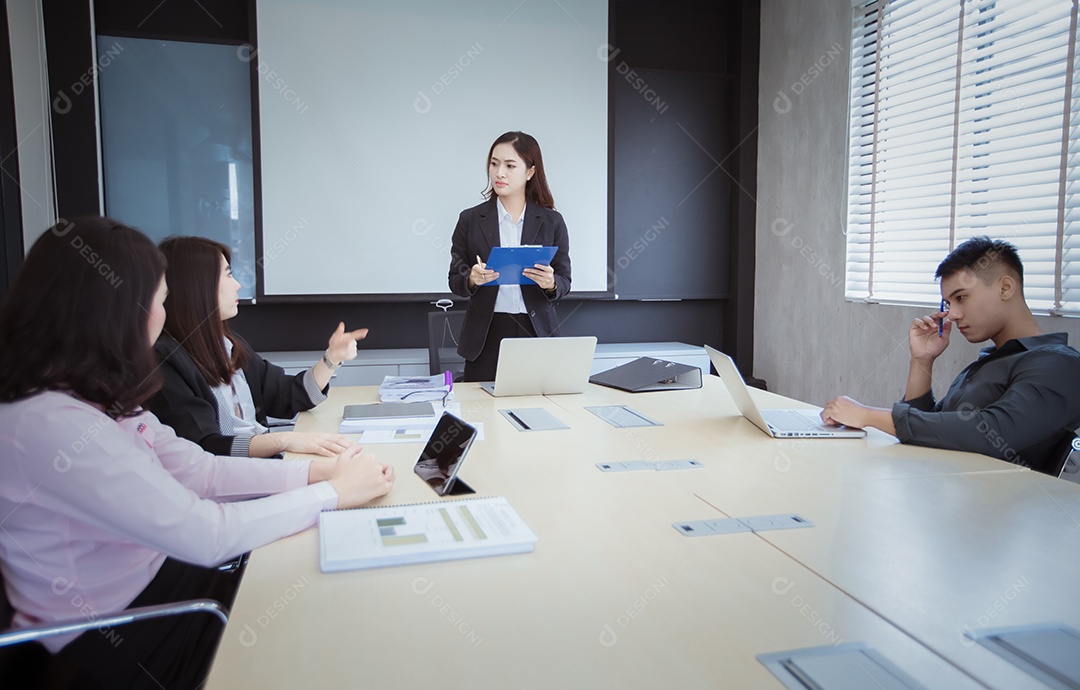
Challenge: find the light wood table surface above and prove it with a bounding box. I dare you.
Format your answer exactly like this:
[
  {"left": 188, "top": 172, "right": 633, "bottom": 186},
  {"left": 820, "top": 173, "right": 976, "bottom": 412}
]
[{"left": 204, "top": 378, "right": 1065, "bottom": 689}]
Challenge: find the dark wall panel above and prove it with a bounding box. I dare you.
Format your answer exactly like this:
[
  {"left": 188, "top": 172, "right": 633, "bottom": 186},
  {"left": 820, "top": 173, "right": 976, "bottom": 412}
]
[
  {"left": 42, "top": 0, "right": 99, "bottom": 218},
  {"left": 230, "top": 299, "right": 725, "bottom": 354},
  {"left": 0, "top": 0, "right": 24, "bottom": 297},
  {"left": 95, "top": 0, "right": 249, "bottom": 43},
  {"left": 613, "top": 68, "right": 732, "bottom": 299},
  {"left": 726, "top": 0, "right": 760, "bottom": 374}
]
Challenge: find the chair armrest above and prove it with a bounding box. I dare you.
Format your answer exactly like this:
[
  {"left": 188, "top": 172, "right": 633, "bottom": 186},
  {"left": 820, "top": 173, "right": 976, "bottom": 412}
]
[{"left": 0, "top": 599, "right": 228, "bottom": 648}]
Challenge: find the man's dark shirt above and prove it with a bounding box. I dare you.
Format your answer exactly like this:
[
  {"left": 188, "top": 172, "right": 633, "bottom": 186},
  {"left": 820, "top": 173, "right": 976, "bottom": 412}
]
[{"left": 892, "top": 333, "right": 1080, "bottom": 473}]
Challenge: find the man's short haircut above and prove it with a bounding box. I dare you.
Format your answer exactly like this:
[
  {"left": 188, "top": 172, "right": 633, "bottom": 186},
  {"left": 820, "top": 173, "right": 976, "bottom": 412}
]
[{"left": 935, "top": 235, "right": 1024, "bottom": 285}]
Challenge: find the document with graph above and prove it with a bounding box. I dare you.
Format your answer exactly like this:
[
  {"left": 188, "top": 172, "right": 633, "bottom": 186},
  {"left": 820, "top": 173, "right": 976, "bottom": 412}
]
[{"left": 318, "top": 496, "right": 538, "bottom": 572}]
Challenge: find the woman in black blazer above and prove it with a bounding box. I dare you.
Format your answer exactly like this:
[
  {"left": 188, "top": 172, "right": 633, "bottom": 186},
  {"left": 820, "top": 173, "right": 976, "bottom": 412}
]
[
  {"left": 448, "top": 131, "right": 572, "bottom": 381},
  {"left": 147, "top": 237, "right": 369, "bottom": 457}
]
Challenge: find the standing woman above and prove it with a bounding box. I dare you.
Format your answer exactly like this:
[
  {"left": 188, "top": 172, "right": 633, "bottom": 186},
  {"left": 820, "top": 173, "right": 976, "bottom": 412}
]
[
  {"left": 448, "top": 131, "right": 572, "bottom": 382},
  {"left": 0, "top": 218, "right": 393, "bottom": 687},
  {"left": 147, "top": 236, "right": 366, "bottom": 458}
]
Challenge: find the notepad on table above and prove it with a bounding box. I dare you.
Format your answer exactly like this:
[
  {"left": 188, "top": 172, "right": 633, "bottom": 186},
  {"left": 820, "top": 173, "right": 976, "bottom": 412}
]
[{"left": 318, "top": 496, "right": 538, "bottom": 572}]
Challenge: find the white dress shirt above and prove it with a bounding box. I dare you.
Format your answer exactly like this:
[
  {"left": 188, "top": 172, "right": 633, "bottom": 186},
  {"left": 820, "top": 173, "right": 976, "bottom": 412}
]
[
  {"left": 493, "top": 197, "right": 528, "bottom": 315},
  {"left": 211, "top": 337, "right": 269, "bottom": 438}
]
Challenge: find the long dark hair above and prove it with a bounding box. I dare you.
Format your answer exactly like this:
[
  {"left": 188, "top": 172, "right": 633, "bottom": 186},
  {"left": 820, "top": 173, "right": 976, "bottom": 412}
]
[
  {"left": 0, "top": 217, "right": 167, "bottom": 417},
  {"left": 157, "top": 236, "right": 247, "bottom": 387},
  {"left": 482, "top": 131, "right": 556, "bottom": 209}
]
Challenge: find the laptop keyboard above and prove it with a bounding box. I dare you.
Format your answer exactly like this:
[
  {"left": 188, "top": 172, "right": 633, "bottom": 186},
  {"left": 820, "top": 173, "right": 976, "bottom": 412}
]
[{"left": 765, "top": 409, "right": 823, "bottom": 432}]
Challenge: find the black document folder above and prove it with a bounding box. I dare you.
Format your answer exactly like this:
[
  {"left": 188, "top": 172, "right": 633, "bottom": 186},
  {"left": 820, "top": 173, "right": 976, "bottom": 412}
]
[{"left": 589, "top": 357, "right": 702, "bottom": 393}]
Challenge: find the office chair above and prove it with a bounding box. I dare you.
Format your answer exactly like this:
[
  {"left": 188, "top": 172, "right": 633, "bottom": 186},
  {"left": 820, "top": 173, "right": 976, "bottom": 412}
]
[
  {"left": 0, "top": 568, "right": 229, "bottom": 688},
  {"left": 427, "top": 303, "right": 467, "bottom": 381},
  {"left": 1049, "top": 433, "right": 1080, "bottom": 483}
]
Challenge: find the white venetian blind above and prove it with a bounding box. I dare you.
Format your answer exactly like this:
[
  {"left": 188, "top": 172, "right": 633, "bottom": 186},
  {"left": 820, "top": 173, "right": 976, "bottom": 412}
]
[{"left": 846, "top": 0, "right": 1080, "bottom": 313}]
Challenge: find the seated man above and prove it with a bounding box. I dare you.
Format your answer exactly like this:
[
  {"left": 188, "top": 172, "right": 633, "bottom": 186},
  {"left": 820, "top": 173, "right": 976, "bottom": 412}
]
[{"left": 822, "top": 236, "right": 1080, "bottom": 474}]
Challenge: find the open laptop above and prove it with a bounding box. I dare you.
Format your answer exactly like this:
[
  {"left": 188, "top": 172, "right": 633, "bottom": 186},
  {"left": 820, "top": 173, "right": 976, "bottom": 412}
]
[
  {"left": 481, "top": 336, "right": 598, "bottom": 397},
  {"left": 705, "top": 345, "right": 866, "bottom": 439}
]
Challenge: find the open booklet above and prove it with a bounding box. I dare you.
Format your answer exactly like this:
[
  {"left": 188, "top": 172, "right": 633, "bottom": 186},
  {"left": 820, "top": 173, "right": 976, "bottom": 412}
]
[{"left": 318, "top": 496, "right": 537, "bottom": 572}]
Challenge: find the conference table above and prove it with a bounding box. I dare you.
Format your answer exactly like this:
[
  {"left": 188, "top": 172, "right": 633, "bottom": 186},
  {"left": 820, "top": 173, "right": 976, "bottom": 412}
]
[{"left": 204, "top": 377, "right": 1079, "bottom": 689}]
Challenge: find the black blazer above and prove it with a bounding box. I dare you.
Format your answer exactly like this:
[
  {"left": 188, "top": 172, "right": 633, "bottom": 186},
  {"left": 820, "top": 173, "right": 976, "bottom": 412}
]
[
  {"left": 448, "top": 198, "right": 572, "bottom": 361},
  {"left": 147, "top": 333, "right": 326, "bottom": 456}
]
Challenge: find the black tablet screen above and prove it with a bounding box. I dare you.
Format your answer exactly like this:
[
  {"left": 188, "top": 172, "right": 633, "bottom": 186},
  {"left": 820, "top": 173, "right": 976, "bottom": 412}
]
[{"left": 413, "top": 413, "right": 477, "bottom": 495}]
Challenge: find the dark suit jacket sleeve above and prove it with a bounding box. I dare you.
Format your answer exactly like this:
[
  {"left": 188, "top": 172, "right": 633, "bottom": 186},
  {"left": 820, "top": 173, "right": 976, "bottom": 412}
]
[
  {"left": 545, "top": 210, "right": 571, "bottom": 300},
  {"left": 448, "top": 209, "right": 477, "bottom": 298},
  {"left": 238, "top": 340, "right": 328, "bottom": 426},
  {"left": 147, "top": 341, "right": 237, "bottom": 457}
]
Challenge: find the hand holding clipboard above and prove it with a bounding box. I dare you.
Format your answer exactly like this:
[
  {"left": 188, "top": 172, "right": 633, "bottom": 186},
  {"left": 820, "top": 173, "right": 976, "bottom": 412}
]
[
  {"left": 469, "top": 255, "right": 500, "bottom": 288},
  {"left": 483, "top": 246, "right": 558, "bottom": 287}
]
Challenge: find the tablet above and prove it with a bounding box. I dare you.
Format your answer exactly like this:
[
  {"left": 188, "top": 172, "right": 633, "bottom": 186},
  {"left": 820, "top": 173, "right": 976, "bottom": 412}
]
[{"left": 413, "top": 413, "right": 477, "bottom": 496}]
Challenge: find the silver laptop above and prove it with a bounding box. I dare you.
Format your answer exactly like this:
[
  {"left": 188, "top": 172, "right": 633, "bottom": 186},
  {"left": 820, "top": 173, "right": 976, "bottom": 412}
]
[
  {"left": 481, "top": 336, "right": 598, "bottom": 397},
  {"left": 705, "top": 345, "right": 866, "bottom": 439}
]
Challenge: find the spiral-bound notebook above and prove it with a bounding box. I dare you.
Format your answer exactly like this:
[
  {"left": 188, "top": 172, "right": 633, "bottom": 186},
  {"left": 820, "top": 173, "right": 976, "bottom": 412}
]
[{"left": 319, "top": 496, "right": 537, "bottom": 572}]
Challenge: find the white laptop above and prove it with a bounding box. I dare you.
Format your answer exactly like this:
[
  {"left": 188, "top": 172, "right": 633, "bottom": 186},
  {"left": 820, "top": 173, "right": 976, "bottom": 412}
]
[
  {"left": 705, "top": 345, "right": 866, "bottom": 439},
  {"left": 480, "top": 336, "right": 598, "bottom": 397}
]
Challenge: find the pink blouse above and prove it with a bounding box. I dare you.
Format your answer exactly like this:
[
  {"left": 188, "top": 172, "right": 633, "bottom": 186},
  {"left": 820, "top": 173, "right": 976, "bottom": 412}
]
[{"left": 0, "top": 391, "right": 338, "bottom": 651}]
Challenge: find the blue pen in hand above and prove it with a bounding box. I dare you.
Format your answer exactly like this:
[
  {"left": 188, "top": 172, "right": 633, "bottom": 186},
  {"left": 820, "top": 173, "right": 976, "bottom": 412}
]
[{"left": 938, "top": 298, "right": 947, "bottom": 337}]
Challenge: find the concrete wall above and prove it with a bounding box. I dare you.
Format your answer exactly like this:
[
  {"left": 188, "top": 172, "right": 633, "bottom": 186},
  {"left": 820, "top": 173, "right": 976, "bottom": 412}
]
[{"left": 755, "top": 0, "right": 1080, "bottom": 407}]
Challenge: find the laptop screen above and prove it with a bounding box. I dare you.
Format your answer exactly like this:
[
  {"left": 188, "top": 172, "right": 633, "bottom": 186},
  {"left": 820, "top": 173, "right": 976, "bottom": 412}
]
[{"left": 490, "top": 336, "right": 598, "bottom": 396}]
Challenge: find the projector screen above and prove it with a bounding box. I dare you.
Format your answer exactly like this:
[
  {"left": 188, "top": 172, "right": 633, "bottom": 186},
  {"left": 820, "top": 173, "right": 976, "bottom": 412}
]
[{"left": 255, "top": 0, "right": 610, "bottom": 297}]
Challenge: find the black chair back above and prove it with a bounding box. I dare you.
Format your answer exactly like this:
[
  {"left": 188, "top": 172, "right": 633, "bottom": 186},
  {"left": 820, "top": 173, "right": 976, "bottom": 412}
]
[
  {"left": 0, "top": 568, "right": 55, "bottom": 688},
  {"left": 1052, "top": 434, "right": 1080, "bottom": 483},
  {"left": 427, "top": 310, "right": 467, "bottom": 380},
  {"left": 0, "top": 569, "right": 12, "bottom": 632}
]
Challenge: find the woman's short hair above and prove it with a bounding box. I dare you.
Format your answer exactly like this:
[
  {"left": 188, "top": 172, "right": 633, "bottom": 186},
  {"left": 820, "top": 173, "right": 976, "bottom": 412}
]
[
  {"left": 157, "top": 236, "right": 247, "bottom": 386},
  {"left": 0, "top": 217, "right": 167, "bottom": 417}
]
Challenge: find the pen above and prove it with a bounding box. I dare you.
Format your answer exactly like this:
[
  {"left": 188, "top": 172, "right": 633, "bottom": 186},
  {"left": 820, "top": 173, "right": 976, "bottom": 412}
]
[
  {"left": 939, "top": 298, "right": 947, "bottom": 336},
  {"left": 476, "top": 255, "right": 483, "bottom": 268}
]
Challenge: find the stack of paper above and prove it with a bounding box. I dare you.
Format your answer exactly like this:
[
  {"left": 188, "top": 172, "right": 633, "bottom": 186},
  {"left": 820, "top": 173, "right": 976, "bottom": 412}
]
[
  {"left": 319, "top": 496, "right": 538, "bottom": 571},
  {"left": 379, "top": 372, "right": 453, "bottom": 403}
]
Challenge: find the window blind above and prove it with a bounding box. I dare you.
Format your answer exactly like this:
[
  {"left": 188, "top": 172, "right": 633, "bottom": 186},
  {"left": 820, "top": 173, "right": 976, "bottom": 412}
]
[{"left": 846, "top": 0, "right": 1080, "bottom": 314}]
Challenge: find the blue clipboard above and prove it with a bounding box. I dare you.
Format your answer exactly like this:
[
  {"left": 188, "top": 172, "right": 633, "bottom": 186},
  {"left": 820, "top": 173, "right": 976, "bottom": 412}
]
[{"left": 486, "top": 246, "right": 558, "bottom": 286}]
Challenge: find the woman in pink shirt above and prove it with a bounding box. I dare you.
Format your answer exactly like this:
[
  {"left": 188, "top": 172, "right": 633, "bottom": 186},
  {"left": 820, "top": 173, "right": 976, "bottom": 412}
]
[{"left": 0, "top": 217, "right": 394, "bottom": 688}]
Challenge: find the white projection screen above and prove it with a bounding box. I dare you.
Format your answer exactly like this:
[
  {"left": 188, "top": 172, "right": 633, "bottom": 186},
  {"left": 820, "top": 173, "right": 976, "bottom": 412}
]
[{"left": 255, "top": 0, "right": 610, "bottom": 297}]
